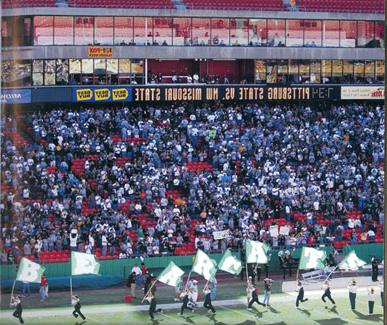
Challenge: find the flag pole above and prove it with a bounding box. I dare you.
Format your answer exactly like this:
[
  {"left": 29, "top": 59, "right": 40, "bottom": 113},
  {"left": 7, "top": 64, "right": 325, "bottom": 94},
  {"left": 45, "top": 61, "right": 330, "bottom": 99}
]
[
  {"left": 70, "top": 276, "right": 73, "bottom": 304},
  {"left": 323, "top": 265, "right": 338, "bottom": 283},
  {"left": 9, "top": 280, "right": 16, "bottom": 306},
  {"left": 184, "top": 270, "right": 192, "bottom": 291},
  {"left": 141, "top": 279, "right": 157, "bottom": 303},
  {"left": 245, "top": 262, "right": 249, "bottom": 305}
]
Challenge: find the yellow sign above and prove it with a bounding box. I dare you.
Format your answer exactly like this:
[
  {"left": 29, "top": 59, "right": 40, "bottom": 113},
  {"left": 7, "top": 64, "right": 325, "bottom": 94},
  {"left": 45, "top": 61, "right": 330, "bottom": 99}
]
[
  {"left": 88, "top": 47, "right": 113, "bottom": 58},
  {"left": 94, "top": 88, "right": 111, "bottom": 101},
  {"left": 112, "top": 88, "right": 129, "bottom": 101},
  {"left": 76, "top": 89, "right": 93, "bottom": 101}
]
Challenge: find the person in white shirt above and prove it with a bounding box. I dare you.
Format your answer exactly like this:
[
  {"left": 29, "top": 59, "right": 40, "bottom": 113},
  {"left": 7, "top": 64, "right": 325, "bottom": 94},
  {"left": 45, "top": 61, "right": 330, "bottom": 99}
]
[
  {"left": 347, "top": 278, "right": 357, "bottom": 310},
  {"left": 368, "top": 287, "right": 376, "bottom": 314},
  {"left": 321, "top": 280, "right": 335, "bottom": 305}
]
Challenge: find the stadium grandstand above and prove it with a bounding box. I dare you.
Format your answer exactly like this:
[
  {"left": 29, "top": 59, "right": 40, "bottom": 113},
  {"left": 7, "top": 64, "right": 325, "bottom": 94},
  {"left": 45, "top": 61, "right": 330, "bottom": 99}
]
[{"left": 0, "top": 0, "right": 385, "bottom": 324}]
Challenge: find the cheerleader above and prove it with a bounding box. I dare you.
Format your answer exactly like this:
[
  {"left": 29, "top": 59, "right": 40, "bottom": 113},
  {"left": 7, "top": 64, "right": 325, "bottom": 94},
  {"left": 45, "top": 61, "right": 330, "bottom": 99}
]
[
  {"left": 296, "top": 281, "right": 308, "bottom": 308},
  {"left": 10, "top": 295, "right": 24, "bottom": 324},
  {"left": 72, "top": 295, "right": 86, "bottom": 320},
  {"left": 146, "top": 292, "right": 162, "bottom": 320},
  {"left": 179, "top": 288, "right": 193, "bottom": 315},
  {"left": 321, "top": 280, "right": 336, "bottom": 305},
  {"left": 203, "top": 284, "right": 216, "bottom": 314}
]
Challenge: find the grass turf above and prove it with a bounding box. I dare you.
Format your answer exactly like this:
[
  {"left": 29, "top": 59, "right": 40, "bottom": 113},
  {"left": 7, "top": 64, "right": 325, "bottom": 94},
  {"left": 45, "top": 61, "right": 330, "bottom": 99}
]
[{"left": 0, "top": 292, "right": 383, "bottom": 325}]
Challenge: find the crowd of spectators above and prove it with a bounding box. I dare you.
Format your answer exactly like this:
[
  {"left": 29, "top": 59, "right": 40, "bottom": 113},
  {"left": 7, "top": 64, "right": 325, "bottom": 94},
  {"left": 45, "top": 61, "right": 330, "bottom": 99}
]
[{"left": 0, "top": 102, "right": 384, "bottom": 264}]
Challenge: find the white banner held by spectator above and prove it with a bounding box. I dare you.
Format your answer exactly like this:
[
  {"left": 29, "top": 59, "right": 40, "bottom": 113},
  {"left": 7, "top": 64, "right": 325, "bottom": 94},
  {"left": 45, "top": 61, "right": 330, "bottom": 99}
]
[
  {"left": 213, "top": 230, "right": 229, "bottom": 240},
  {"left": 279, "top": 226, "right": 290, "bottom": 236},
  {"left": 269, "top": 225, "right": 279, "bottom": 237}
]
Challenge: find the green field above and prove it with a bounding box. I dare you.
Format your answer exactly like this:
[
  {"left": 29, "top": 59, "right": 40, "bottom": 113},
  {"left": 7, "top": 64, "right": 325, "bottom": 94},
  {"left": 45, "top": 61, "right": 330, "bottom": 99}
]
[{"left": 0, "top": 290, "right": 383, "bottom": 325}]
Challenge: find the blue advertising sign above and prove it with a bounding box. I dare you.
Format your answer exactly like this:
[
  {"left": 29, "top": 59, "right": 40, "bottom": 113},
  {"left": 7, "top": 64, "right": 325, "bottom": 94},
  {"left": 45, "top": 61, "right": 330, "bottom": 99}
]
[
  {"left": 73, "top": 87, "right": 133, "bottom": 102},
  {"left": 1, "top": 89, "right": 31, "bottom": 104}
]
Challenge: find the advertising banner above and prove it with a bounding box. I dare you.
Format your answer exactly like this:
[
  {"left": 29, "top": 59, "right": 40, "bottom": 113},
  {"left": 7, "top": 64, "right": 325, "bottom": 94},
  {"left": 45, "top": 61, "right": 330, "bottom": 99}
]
[
  {"left": 87, "top": 47, "right": 113, "bottom": 58},
  {"left": 1, "top": 89, "right": 31, "bottom": 104},
  {"left": 73, "top": 87, "right": 133, "bottom": 102},
  {"left": 341, "top": 86, "right": 384, "bottom": 100}
]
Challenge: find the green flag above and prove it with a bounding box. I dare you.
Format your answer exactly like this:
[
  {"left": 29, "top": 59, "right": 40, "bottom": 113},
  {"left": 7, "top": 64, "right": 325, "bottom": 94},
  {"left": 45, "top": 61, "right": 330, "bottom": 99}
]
[
  {"left": 192, "top": 249, "right": 217, "bottom": 281},
  {"left": 158, "top": 261, "right": 184, "bottom": 287},
  {"left": 71, "top": 251, "right": 100, "bottom": 276},
  {"left": 218, "top": 249, "right": 242, "bottom": 275},
  {"left": 246, "top": 239, "right": 269, "bottom": 264},
  {"left": 298, "top": 247, "right": 327, "bottom": 270},
  {"left": 16, "top": 258, "right": 46, "bottom": 283},
  {"left": 338, "top": 250, "right": 366, "bottom": 271}
]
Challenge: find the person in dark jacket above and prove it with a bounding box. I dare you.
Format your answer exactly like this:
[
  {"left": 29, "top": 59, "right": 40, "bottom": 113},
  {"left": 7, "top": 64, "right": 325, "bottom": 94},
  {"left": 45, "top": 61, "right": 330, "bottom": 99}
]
[
  {"left": 203, "top": 284, "right": 216, "bottom": 314},
  {"left": 296, "top": 281, "right": 308, "bottom": 308},
  {"left": 371, "top": 257, "right": 378, "bottom": 282},
  {"left": 247, "top": 284, "right": 265, "bottom": 309},
  {"left": 11, "top": 295, "right": 24, "bottom": 324},
  {"left": 146, "top": 292, "right": 162, "bottom": 320}
]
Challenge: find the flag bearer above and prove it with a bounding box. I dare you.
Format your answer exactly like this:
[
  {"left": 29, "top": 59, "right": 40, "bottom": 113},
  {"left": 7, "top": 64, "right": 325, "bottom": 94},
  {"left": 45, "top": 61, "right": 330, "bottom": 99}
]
[
  {"left": 146, "top": 292, "right": 162, "bottom": 320},
  {"left": 203, "top": 283, "right": 216, "bottom": 314},
  {"left": 72, "top": 295, "right": 86, "bottom": 320},
  {"left": 347, "top": 278, "right": 357, "bottom": 310},
  {"left": 321, "top": 280, "right": 336, "bottom": 305},
  {"left": 179, "top": 288, "right": 193, "bottom": 315},
  {"left": 10, "top": 295, "right": 24, "bottom": 324},
  {"left": 296, "top": 281, "right": 308, "bottom": 308}
]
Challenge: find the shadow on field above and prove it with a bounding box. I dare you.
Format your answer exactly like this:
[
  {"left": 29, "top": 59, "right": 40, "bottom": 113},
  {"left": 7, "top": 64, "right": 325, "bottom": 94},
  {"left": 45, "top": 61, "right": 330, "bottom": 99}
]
[
  {"left": 236, "top": 321, "right": 257, "bottom": 325},
  {"left": 315, "top": 318, "right": 348, "bottom": 325},
  {"left": 298, "top": 308, "right": 311, "bottom": 317},
  {"left": 206, "top": 314, "right": 227, "bottom": 325},
  {"left": 266, "top": 322, "right": 287, "bottom": 325},
  {"left": 268, "top": 306, "right": 280, "bottom": 314},
  {"left": 352, "top": 310, "right": 383, "bottom": 322}
]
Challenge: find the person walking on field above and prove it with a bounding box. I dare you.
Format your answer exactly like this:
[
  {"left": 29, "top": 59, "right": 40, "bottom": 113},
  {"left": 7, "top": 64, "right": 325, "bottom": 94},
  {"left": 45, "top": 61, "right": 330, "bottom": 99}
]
[
  {"left": 321, "top": 280, "right": 336, "bottom": 305},
  {"left": 368, "top": 287, "right": 376, "bottom": 314},
  {"left": 203, "top": 284, "right": 216, "bottom": 314},
  {"left": 347, "top": 278, "right": 357, "bottom": 310},
  {"left": 296, "top": 281, "right": 308, "bottom": 308},
  {"left": 72, "top": 295, "right": 86, "bottom": 320},
  {"left": 179, "top": 288, "right": 193, "bottom": 315},
  {"left": 247, "top": 284, "right": 265, "bottom": 309},
  {"left": 262, "top": 278, "right": 273, "bottom": 307},
  {"left": 10, "top": 295, "right": 24, "bottom": 324},
  {"left": 146, "top": 292, "right": 162, "bottom": 320}
]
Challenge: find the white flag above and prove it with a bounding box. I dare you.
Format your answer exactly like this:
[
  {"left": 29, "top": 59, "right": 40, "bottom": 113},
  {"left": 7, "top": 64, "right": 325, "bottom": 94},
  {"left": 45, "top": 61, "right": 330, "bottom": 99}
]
[
  {"left": 16, "top": 258, "right": 45, "bottom": 283},
  {"left": 218, "top": 249, "right": 242, "bottom": 275},
  {"left": 246, "top": 239, "right": 269, "bottom": 264},
  {"left": 71, "top": 251, "right": 100, "bottom": 276},
  {"left": 192, "top": 249, "right": 217, "bottom": 281},
  {"left": 338, "top": 251, "right": 366, "bottom": 271},
  {"left": 158, "top": 261, "right": 184, "bottom": 287},
  {"left": 298, "top": 247, "right": 326, "bottom": 270}
]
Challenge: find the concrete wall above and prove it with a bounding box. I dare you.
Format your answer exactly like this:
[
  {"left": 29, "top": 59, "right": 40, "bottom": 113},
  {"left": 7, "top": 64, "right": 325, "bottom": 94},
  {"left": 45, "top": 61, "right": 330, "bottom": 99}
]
[{"left": 2, "top": 46, "right": 384, "bottom": 61}]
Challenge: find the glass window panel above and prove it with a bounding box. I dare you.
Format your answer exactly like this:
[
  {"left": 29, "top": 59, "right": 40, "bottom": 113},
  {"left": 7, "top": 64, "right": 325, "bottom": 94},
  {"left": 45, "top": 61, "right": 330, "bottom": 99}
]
[
  {"left": 266, "top": 62, "right": 277, "bottom": 83},
  {"left": 2, "top": 18, "right": 8, "bottom": 38},
  {"left": 304, "top": 20, "right": 321, "bottom": 47},
  {"left": 375, "top": 21, "right": 384, "bottom": 48},
  {"left": 299, "top": 61, "right": 310, "bottom": 83},
  {"left": 33, "top": 59, "right": 44, "bottom": 73},
  {"left": 70, "top": 59, "right": 81, "bottom": 73},
  {"left": 56, "top": 59, "right": 69, "bottom": 84},
  {"left": 343, "top": 60, "right": 354, "bottom": 83},
  {"left": 267, "top": 19, "right": 285, "bottom": 46},
  {"left": 95, "top": 17, "right": 113, "bottom": 45},
  {"left": 288, "top": 60, "right": 298, "bottom": 83},
  {"left": 45, "top": 73, "right": 55, "bottom": 85},
  {"left": 249, "top": 19, "right": 267, "bottom": 46},
  {"left": 82, "top": 59, "right": 93, "bottom": 74},
  {"left": 354, "top": 61, "right": 365, "bottom": 83},
  {"left": 230, "top": 19, "right": 248, "bottom": 46},
  {"left": 114, "top": 17, "right": 133, "bottom": 45},
  {"left": 192, "top": 18, "right": 210, "bottom": 46},
  {"left": 310, "top": 61, "right": 321, "bottom": 83},
  {"left": 332, "top": 60, "right": 343, "bottom": 77},
  {"left": 357, "top": 21, "right": 374, "bottom": 47},
  {"left": 255, "top": 60, "right": 266, "bottom": 83},
  {"left": 74, "top": 17, "right": 94, "bottom": 45},
  {"left": 45, "top": 60, "right": 55, "bottom": 73},
  {"left": 54, "top": 16, "right": 73, "bottom": 45},
  {"left": 132, "top": 60, "right": 144, "bottom": 74},
  {"left": 277, "top": 60, "right": 288, "bottom": 84},
  {"left": 286, "top": 20, "right": 303, "bottom": 47},
  {"left": 173, "top": 18, "right": 191, "bottom": 46},
  {"left": 211, "top": 18, "right": 229, "bottom": 45},
  {"left": 107, "top": 59, "right": 118, "bottom": 74},
  {"left": 94, "top": 59, "right": 106, "bottom": 74},
  {"left": 153, "top": 17, "right": 172, "bottom": 45},
  {"left": 340, "top": 21, "right": 356, "bottom": 47},
  {"left": 134, "top": 17, "right": 152, "bottom": 45},
  {"left": 322, "top": 20, "right": 339, "bottom": 47},
  {"left": 33, "top": 73, "right": 43, "bottom": 86},
  {"left": 119, "top": 59, "right": 131, "bottom": 73},
  {"left": 364, "top": 60, "right": 374, "bottom": 76},
  {"left": 33, "top": 16, "right": 53, "bottom": 45},
  {"left": 375, "top": 60, "right": 384, "bottom": 82},
  {"left": 321, "top": 60, "right": 332, "bottom": 83}
]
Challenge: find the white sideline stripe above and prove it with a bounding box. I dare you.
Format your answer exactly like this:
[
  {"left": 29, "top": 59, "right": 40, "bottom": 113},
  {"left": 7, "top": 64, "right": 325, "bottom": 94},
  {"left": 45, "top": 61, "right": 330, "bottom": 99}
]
[{"left": 0, "top": 286, "right": 379, "bottom": 319}]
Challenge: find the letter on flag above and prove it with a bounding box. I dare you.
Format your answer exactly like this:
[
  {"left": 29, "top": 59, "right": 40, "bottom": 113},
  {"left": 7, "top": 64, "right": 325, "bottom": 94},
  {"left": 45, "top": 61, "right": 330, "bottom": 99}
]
[
  {"left": 218, "top": 249, "right": 242, "bottom": 275},
  {"left": 298, "top": 247, "right": 327, "bottom": 270},
  {"left": 192, "top": 249, "right": 217, "bottom": 281},
  {"left": 245, "top": 239, "right": 269, "bottom": 264},
  {"left": 338, "top": 250, "right": 366, "bottom": 271},
  {"left": 158, "top": 261, "right": 185, "bottom": 287},
  {"left": 16, "top": 257, "right": 46, "bottom": 283},
  {"left": 71, "top": 251, "right": 100, "bottom": 276}
]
